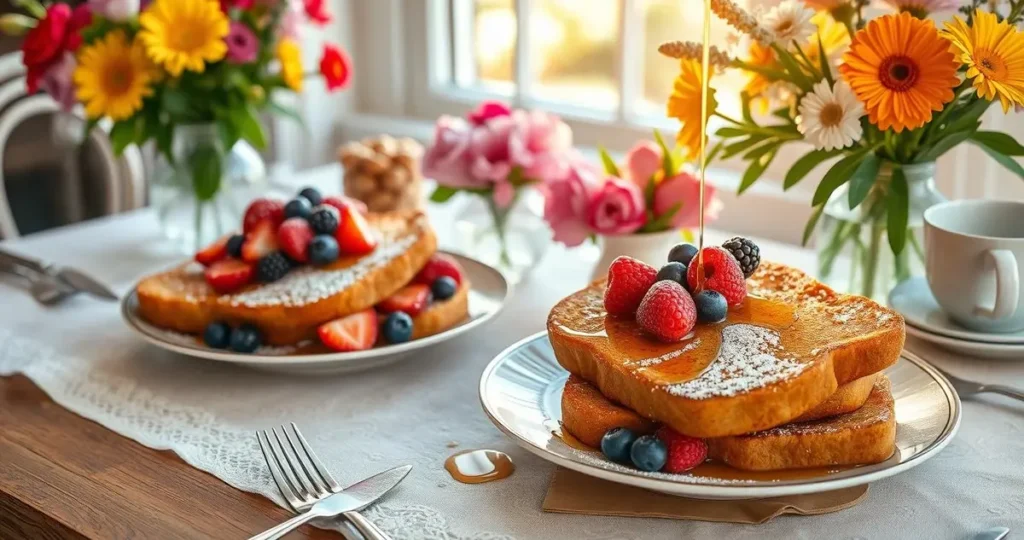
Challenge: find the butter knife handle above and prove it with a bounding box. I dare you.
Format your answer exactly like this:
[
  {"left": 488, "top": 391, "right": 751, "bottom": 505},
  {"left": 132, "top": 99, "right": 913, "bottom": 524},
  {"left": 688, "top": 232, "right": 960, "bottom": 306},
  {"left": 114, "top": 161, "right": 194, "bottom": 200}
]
[
  {"left": 988, "top": 385, "right": 1024, "bottom": 403},
  {"left": 344, "top": 511, "right": 391, "bottom": 540},
  {"left": 0, "top": 249, "right": 46, "bottom": 274}
]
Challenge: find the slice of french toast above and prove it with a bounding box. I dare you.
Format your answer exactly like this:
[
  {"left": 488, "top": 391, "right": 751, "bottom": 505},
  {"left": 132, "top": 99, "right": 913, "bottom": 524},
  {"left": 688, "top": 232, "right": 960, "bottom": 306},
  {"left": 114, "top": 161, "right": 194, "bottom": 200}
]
[
  {"left": 547, "top": 261, "right": 905, "bottom": 438},
  {"left": 410, "top": 280, "right": 470, "bottom": 340},
  {"left": 137, "top": 210, "right": 437, "bottom": 345}
]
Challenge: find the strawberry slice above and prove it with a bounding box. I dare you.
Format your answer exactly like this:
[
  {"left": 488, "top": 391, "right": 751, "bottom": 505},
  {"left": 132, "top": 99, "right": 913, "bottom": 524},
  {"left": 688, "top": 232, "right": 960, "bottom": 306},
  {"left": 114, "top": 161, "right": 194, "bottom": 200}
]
[
  {"left": 335, "top": 204, "right": 377, "bottom": 255},
  {"left": 414, "top": 253, "right": 464, "bottom": 285},
  {"left": 243, "top": 198, "right": 285, "bottom": 233},
  {"left": 317, "top": 309, "right": 378, "bottom": 352},
  {"left": 204, "top": 259, "right": 254, "bottom": 293},
  {"left": 323, "top": 195, "right": 368, "bottom": 215},
  {"left": 241, "top": 221, "right": 280, "bottom": 263},
  {"left": 377, "top": 284, "right": 431, "bottom": 316},
  {"left": 277, "top": 217, "right": 314, "bottom": 263},
  {"left": 195, "top": 235, "right": 231, "bottom": 266}
]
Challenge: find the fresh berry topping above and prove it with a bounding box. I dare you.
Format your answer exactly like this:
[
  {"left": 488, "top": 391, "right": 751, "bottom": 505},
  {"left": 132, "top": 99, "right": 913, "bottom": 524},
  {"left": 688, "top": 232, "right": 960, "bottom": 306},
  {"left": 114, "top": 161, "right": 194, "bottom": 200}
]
[
  {"left": 600, "top": 427, "right": 638, "bottom": 464},
  {"left": 277, "top": 217, "right": 314, "bottom": 263},
  {"left": 229, "top": 324, "right": 261, "bottom": 353},
  {"left": 656, "top": 427, "right": 708, "bottom": 473},
  {"left": 431, "top": 276, "right": 458, "bottom": 301},
  {"left": 377, "top": 284, "right": 431, "bottom": 316},
  {"left": 694, "top": 290, "right": 728, "bottom": 323},
  {"left": 382, "top": 311, "right": 414, "bottom": 344},
  {"left": 656, "top": 262, "right": 687, "bottom": 287},
  {"left": 668, "top": 243, "right": 699, "bottom": 266},
  {"left": 308, "top": 205, "right": 340, "bottom": 235},
  {"left": 204, "top": 259, "right": 254, "bottom": 293},
  {"left": 636, "top": 281, "right": 697, "bottom": 342},
  {"left": 722, "top": 236, "right": 761, "bottom": 278},
  {"left": 284, "top": 197, "right": 313, "bottom": 220},
  {"left": 334, "top": 204, "right": 377, "bottom": 255},
  {"left": 256, "top": 251, "right": 292, "bottom": 283},
  {"left": 308, "top": 234, "right": 340, "bottom": 266},
  {"left": 686, "top": 246, "right": 747, "bottom": 306},
  {"left": 318, "top": 309, "right": 378, "bottom": 352},
  {"left": 322, "top": 195, "right": 368, "bottom": 215},
  {"left": 241, "top": 221, "right": 280, "bottom": 263},
  {"left": 203, "top": 322, "right": 231, "bottom": 349},
  {"left": 630, "top": 434, "right": 668, "bottom": 472},
  {"left": 226, "top": 234, "right": 245, "bottom": 258},
  {"left": 603, "top": 256, "right": 658, "bottom": 316},
  {"left": 243, "top": 198, "right": 285, "bottom": 234},
  {"left": 414, "top": 253, "right": 465, "bottom": 286},
  {"left": 298, "top": 186, "right": 323, "bottom": 206},
  {"left": 195, "top": 235, "right": 230, "bottom": 266}
]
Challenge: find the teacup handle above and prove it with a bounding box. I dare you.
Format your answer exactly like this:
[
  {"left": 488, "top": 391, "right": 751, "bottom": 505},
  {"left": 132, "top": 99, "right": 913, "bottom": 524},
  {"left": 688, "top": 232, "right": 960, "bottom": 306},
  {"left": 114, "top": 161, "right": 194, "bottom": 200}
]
[{"left": 973, "top": 249, "right": 1019, "bottom": 320}]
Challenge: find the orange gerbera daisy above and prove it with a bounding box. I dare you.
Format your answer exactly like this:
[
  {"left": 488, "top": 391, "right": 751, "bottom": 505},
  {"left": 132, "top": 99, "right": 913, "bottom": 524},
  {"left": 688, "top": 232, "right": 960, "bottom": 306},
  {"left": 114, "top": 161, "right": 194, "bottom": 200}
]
[{"left": 839, "top": 12, "right": 960, "bottom": 132}]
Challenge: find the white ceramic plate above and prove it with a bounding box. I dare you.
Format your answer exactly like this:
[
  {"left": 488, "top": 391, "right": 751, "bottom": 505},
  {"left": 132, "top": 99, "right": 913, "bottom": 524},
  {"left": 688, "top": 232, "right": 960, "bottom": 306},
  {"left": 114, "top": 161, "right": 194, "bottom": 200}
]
[
  {"left": 889, "top": 277, "right": 1024, "bottom": 345},
  {"left": 904, "top": 324, "right": 1024, "bottom": 360},
  {"left": 122, "top": 252, "right": 509, "bottom": 375},
  {"left": 479, "top": 332, "right": 961, "bottom": 500}
]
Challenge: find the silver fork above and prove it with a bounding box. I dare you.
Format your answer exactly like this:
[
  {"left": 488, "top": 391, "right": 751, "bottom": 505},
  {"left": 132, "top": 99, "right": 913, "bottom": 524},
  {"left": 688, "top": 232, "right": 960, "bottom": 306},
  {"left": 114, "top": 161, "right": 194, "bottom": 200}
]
[
  {"left": 257, "top": 423, "right": 392, "bottom": 540},
  {"left": 933, "top": 366, "right": 1024, "bottom": 403}
]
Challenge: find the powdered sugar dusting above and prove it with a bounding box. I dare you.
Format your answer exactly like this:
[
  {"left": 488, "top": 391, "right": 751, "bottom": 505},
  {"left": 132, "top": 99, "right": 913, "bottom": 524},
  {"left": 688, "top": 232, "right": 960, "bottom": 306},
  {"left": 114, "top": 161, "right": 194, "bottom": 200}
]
[
  {"left": 634, "top": 338, "right": 701, "bottom": 368},
  {"left": 664, "top": 324, "right": 807, "bottom": 400},
  {"left": 228, "top": 235, "right": 417, "bottom": 308}
]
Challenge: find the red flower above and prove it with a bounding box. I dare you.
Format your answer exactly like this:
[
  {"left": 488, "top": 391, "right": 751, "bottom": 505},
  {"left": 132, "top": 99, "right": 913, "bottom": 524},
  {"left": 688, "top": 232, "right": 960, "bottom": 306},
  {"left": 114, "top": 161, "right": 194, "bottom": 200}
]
[
  {"left": 220, "top": 0, "right": 255, "bottom": 11},
  {"left": 319, "top": 44, "right": 351, "bottom": 91},
  {"left": 66, "top": 4, "right": 93, "bottom": 52},
  {"left": 303, "top": 0, "right": 331, "bottom": 25},
  {"left": 21, "top": 4, "right": 71, "bottom": 76}
]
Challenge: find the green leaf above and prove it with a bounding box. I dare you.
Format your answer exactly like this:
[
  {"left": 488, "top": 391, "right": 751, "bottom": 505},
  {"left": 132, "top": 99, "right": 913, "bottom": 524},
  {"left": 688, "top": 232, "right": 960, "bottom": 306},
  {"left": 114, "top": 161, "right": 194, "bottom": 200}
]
[
  {"left": 812, "top": 151, "right": 868, "bottom": 206},
  {"left": 598, "top": 145, "right": 620, "bottom": 177},
  {"left": 156, "top": 124, "right": 174, "bottom": 163},
  {"left": 738, "top": 147, "right": 777, "bottom": 194},
  {"left": 743, "top": 139, "right": 779, "bottom": 161},
  {"left": 802, "top": 204, "right": 825, "bottom": 246},
  {"left": 653, "top": 129, "right": 676, "bottom": 177},
  {"left": 771, "top": 107, "right": 792, "bottom": 122},
  {"left": 640, "top": 203, "right": 682, "bottom": 233},
  {"left": 720, "top": 135, "right": 769, "bottom": 160},
  {"left": 231, "top": 105, "right": 267, "bottom": 149},
  {"left": 704, "top": 140, "right": 724, "bottom": 168},
  {"left": 109, "top": 120, "right": 136, "bottom": 155},
  {"left": 430, "top": 186, "right": 459, "bottom": 203},
  {"left": 887, "top": 168, "right": 909, "bottom": 255},
  {"left": 161, "top": 88, "right": 194, "bottom": 117},
  {"left": 817, "top": 34, "right": 833, "bottom": 86},
  {"left": 972, "top": 141, "right": 1024, "bottom": 179},
  {"left": 972, "top": 131, "right": 1024, "bottom": 156},
  {"left": 741, "top": 91, "right": 755, "bottom": 124},
  {"left": 217, "top": 120, "right": 240, "bottom": 152},
  {"left": 715, "top": 127, "right": 748, "bottom": 138},
  {"left": 772, "top": 45, "right": 812, "bottom": 92},
  {"left": 940, "top": 98, "right": 989, "bottom": 135},
  {"left": 267, "top": 99, "right": 305, "bottom": 127},
  {"left": 846, "top": 154, "right": 881, "bottom": 210},
  {"left": 784, "top": 149, "right": 838, "bottom": 190},
  {"left": 190, "top": 146, "right": 223, "bottom": 201},
  {"left": 644, "top": 169, "right": 657, "bottom": 208},
  {"left": 917, "top": 129, "right": 975, "bottom": 162},
  {"left": 12, "top": 0, "right": 45, "bottom": 19}
]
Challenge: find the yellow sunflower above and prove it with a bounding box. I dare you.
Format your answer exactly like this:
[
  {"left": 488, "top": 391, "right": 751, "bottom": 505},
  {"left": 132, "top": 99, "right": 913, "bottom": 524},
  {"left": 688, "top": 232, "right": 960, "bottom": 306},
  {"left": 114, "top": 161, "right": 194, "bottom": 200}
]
[
  {"left": 667, "top": 58, "right": 717, "bottom": 162},
  {"left": 804, "top": 12, "right": 850, "bottom": 68},
  {"left": 277, "top": 38, "right": 304, "bottom": 91},
  {"left": 743, "top": 41, "right": 777, "bottom": 103},
  {"left": 74, "top": 31, "right": 155, "bottom": 121},
  {"left": 839, "top": 12, "right": 959, "bottom": 132},
  {"left": 139, "top": 0, "right": 229, "bottom": 76},
  {"left": 942, "top": 10, "right": 1024, "bottom": 112}
]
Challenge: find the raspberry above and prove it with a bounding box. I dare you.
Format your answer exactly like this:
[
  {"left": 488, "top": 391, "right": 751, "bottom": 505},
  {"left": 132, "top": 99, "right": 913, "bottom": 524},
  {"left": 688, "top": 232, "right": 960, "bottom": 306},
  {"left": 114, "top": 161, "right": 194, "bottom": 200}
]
[
  {"left": 603, "top": 256, "right": 658, "bottom": 316},
  {"left": 656, "top": 426, "right": 708, "bottom": 473},
  {"left": 636, "top": 281, "right": 696, "bottom": 342},
  {"left": 686, "top": 246, "right": 747, "bottom": 306},
  {"left": 415, "top": 253, "right": 465, "bottom": 285},
  {"left": 722, "top": 236, "right": 760, "bottom": 278}
]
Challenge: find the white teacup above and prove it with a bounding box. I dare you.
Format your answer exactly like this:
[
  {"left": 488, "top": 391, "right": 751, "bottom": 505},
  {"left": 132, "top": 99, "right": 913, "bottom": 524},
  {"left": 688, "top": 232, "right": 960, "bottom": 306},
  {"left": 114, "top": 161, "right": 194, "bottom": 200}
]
[{"left": 923, "top": 200, "right": 1024, "bottom": 333}]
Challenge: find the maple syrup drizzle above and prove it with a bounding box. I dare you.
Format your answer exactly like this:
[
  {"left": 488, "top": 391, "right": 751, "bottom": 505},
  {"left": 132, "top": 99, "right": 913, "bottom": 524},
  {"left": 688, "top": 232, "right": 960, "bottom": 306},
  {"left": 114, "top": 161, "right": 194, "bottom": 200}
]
[
  {"left": 551, "top": 423, "right": 601, "bottom": 452},
  {"left": 444, "top": 449, "right": 515, "bottom": 484}
]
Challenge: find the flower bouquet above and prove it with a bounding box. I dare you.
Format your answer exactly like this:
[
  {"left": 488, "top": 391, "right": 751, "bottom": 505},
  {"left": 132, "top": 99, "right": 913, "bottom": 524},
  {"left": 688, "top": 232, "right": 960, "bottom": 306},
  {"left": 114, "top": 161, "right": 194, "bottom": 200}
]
[
  {"left": 659, "top": 0, "right": 1024, "bottom": 298},
  {"left": 1, "top": 0, "right": 351, "bottom": 250}
]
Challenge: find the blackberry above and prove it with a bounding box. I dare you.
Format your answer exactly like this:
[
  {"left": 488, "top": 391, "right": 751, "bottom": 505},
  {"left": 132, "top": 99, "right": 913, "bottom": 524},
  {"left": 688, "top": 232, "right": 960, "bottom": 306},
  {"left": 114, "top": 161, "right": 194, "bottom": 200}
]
[
  {"left": 256, "top": 251, "right": 292, "bottom": 282},
  {"left": 722, "top": 236, "right": 760, "bottom": 278},
  {"left": 308, "top": 205, "right": 340, "bottom": 235}
]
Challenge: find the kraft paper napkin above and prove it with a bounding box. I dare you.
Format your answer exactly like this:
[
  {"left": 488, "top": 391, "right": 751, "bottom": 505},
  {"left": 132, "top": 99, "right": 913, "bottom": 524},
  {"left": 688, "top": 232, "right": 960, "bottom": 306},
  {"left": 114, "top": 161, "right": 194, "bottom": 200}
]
[{"left": 542, "top": 468, "right": 868, "bottom": 524}]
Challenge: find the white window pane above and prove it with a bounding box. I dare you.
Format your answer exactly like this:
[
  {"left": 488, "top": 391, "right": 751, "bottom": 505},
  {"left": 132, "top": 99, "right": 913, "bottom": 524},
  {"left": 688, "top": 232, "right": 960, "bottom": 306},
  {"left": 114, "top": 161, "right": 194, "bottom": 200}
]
[{"left": 470, "top": 0, "right": 516, "bottom": 88}]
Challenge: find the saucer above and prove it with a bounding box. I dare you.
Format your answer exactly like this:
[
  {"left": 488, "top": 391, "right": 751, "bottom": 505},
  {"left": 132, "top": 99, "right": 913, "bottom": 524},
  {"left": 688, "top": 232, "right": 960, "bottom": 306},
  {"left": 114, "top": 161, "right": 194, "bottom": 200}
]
[
  {"left": 904, "top": 324, "right": 1024, "bottom": 360},
  {"left": 888, "top": 277, "right": 1024, "bottom": 345}
]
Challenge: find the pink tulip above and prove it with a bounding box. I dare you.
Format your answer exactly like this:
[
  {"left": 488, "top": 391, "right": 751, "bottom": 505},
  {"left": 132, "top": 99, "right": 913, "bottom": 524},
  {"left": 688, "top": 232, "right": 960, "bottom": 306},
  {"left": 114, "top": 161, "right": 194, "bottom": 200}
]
[
  {"left": 40, "top": 52, "right": 76, "bottom": 112},
  {"left": 468, "top": 100, "right": 512, "bottom": 125},
  {"left": 278, "top": 0, "right": 303, "bottom": 40},
  {"left": 588, "top": 176, "right": 646, "bottom": 236},
  {"left": 654, "top": 171, "right": 722, "bottom": 229},
  {"left": 468, "top": 115, "right": 515, "bottom": 182},
  {"left": 423, "top": 115, "right": 481, "bottom": 188},
  {"left": 88, "top": 0, "right": 138, "bottom": 21},
  {"left": 509, "top": 110, "right": 572, "bottom": 182},
  {"left": 225, "top": 21, "right": 259, "bottom": 64},
  {"left": 623, "top": 140, "right": 662, "bottom": 190},
  {"left": 544, "top": 160, "right": 599, "bottom": 247}
]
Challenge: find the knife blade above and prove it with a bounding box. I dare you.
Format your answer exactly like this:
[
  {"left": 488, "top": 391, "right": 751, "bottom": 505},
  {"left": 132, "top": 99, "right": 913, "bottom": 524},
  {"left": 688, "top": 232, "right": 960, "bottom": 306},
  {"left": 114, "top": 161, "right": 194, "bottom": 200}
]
[
  {"left": 54, "top": 267, "right": 118, "bottom": 301},
  {"left": 972, "top": 527, "right": 1010, "bottom": 540}
]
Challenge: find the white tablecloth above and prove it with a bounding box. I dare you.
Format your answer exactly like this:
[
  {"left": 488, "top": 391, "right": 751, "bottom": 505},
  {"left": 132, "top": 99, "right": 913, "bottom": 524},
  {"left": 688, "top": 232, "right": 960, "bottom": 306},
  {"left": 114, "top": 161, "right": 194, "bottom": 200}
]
[{"left": 1, "top": 181, "right": 1023, "bottom": 539}]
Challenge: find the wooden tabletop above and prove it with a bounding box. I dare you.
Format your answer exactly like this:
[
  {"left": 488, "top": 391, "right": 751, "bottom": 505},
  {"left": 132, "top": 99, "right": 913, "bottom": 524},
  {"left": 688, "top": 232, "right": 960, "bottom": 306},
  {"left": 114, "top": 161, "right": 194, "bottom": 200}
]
[{"left": 0, "top": 374, "right": 336, "bottom": 539}]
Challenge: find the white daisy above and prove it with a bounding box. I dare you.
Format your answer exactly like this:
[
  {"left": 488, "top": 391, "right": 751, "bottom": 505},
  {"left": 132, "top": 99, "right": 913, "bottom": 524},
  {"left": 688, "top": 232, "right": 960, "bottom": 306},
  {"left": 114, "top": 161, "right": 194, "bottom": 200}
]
[
  {"left": 762, "top": 0, "right": 817, "bottom": 46},
  {"left": 796, "top": 80, "right": 865, "bottom": 151}
]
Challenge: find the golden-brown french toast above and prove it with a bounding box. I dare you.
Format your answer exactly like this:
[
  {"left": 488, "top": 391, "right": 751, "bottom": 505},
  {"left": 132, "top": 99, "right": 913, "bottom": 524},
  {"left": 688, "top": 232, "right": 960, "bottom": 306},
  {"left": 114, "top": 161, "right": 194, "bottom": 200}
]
[
  {"left": 137, "top": 210, "right": 437, "bottom": 345},
  {"left": 547, "top": 261, "right": 905, "bottom": 438},
  {"left": 410, "top": 280, "right": 470, "bottom": 340},
  {"left": 793, "top": 373, "right": 878, "bottom": 423}
]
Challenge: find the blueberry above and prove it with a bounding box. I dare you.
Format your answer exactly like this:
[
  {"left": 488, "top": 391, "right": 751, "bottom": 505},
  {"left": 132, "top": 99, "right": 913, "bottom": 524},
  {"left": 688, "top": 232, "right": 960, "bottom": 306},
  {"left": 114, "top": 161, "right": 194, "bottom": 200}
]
[
  {"left": 600, "top": 427, "right": 638, "bottom": 464},
  {"left": 308, "top": 234, "right": 340, "bottom": 266},
  {"left": 226, "top": 234, "right": 245, "bottom": 258},
  {"left": 284, "top": 197, "right": 312, "bottom": 220},
  {"left": 382, "top": 312, "right": 414, "bottom": 344},
  {"left": 668, "top": 243, "right": 699, "bottom": 266},
  {"left": 694, "top": 290, "right": 728, "bottom": 323},
  {"left": 431, "top": 276, "right": 457, "bottom": 301},
  {"left": 630, "top": 434, "right": 668, "bottom": 472},
  {"left": 298, "top": 187, "right": 323, "bottom": 206},
  {"left": 229, "top": 324, "right": 261, "bottom": 353},
  {"left": 656, "top": 262, "right": 687, "bottom": 285},
  {"left": 203, "top": 322, "right": 231, "bottom": 349}
]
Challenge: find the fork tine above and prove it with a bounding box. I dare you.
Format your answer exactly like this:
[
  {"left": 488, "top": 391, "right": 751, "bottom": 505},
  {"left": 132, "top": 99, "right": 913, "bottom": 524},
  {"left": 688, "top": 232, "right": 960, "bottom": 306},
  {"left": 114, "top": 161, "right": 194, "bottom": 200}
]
[
  {"left": 281, "top": 425, "right": 331, "bottom": 498},
  {"left": 266, "top": 427, "right": 314, "bottom": 504},
  {"left": 257, "top": 430, "right": 303, "bottom": 511},
  {"left": 290, "top": 422, "right": 341, "bottom": 491},
  {"left": 272, "top": 426, "right": 321, "bottom": 499}
]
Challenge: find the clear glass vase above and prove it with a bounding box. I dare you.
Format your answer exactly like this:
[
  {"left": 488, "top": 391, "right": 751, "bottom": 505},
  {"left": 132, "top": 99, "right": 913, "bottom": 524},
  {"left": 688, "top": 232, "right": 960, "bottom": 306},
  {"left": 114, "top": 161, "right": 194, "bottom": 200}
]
[
  {"left": 817, "top": 161, "right": 946, "bottom": 301},
  {"left": 451, "top": 188, "right": 551, "bottom": 284},
  {"left": 151, "top": 124, "right": 268, "bottom": 253}
]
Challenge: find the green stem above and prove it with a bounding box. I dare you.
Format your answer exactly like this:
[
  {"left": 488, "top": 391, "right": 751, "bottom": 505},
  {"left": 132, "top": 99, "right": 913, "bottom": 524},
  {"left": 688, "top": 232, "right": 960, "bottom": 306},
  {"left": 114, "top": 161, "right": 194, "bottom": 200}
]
[
  {"left": 909, "top": 233, "right": 926, "bottom": 266},
  {"left": 861, "top": 216, "right": 884, "bottom": 298},
  {"left": 729, "top": 60, "right": 789, "bottom": 82},
  {"left": 791, "top": 42, "right": 820, "bottom": 79},
  {"left": 485, "top": 193, "right": 514, "bottom": 268},
  {"left": 921, "top": 82, "right": 971, "bottom": 145}
]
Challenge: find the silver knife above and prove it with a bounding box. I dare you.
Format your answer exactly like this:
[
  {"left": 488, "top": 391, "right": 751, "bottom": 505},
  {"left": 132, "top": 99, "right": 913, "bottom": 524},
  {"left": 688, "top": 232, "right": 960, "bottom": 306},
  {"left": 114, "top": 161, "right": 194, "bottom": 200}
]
[
  {"left": 972, "top": 527, "right": 1010, "bottom": 540},
  {"left": 0, "top": 248, "right": 117, "bottom": 301},
  {"left": 249, "top": 465, "right": 411, "bottom": 540}
]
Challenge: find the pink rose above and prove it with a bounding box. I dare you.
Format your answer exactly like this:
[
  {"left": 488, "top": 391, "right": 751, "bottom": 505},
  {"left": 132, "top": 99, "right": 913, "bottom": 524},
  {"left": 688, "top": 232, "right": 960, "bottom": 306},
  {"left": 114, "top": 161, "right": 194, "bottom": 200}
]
[
  {"left": 278, "top": 0, "right": 302, "bottom": 40},
  {"left": 544, "top": 160, "right": 599, "bottom": 247},
  {"left": 89, "top": 0, "right": 139, "bottom": 20},
  {"left": 423, "top": 115, "right": 480, "bottom": 188},
  {"left": 588, "top": 176, "right": 646, "bottom": 236},
  {"left": 40, "top": 52, "right": 76, "bottom": 112},
  {"left": 468, "top": 115, "right": 515, "bottom": 182},
  {"left": 225, "top": 21, "right": 259, "bottom": 64},
  {"left": 623, "top": 140, "right": 662, "bottom": 190},
  {"left": 654, "top": 172, "right": 722, "bottom": 229},
  {"left": 468, "top": 100, "right": 511, "bottom": 125},
  {"left": 508, "top": 110, "right": 572, "bottom": 182}
]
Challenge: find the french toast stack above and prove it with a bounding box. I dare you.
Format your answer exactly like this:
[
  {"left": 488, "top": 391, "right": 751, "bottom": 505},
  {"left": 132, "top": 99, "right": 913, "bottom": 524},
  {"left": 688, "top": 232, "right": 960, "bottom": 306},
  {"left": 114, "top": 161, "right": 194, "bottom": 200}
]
[{"left": 550, "top": 260, "right": 906, "bottom": 473}]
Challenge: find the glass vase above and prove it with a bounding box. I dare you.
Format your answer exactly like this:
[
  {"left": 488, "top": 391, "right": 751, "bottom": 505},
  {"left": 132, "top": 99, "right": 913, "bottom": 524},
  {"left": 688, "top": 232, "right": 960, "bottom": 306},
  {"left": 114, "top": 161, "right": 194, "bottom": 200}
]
[
  {"left": 817, "top": 161, "right": 945, "bottom": 301},
  {"left": 151, "top": 124, "right": 268, "bottom": 253},
  {"left": 451, "top": 188, "right": 551, "bottom": 284}
]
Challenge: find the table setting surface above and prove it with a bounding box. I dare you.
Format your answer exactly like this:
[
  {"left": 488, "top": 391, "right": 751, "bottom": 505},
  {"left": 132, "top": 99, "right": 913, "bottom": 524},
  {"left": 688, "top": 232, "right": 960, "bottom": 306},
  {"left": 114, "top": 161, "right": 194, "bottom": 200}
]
[{"left": 1, "top": 169, "right": 1023, "bottom": 539}]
